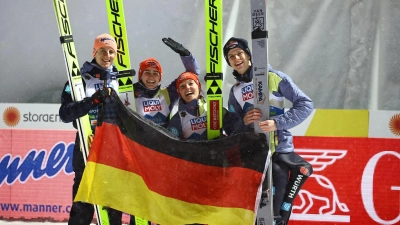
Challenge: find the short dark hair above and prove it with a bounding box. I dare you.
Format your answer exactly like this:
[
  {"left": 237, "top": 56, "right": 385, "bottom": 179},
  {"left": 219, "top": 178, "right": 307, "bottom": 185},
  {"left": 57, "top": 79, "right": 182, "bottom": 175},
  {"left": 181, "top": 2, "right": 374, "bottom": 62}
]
[{"left": 223, "top": 37, "right": 252, "bottom": 66}]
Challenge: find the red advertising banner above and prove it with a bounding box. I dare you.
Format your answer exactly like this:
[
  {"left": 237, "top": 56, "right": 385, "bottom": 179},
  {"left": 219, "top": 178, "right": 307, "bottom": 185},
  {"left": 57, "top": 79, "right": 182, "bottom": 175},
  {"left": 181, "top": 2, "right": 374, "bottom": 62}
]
[
  {"left": 0, "top": 129, "right": 75, "bottom": 221},
  {"left": 1, "top": 104, "right": 399, "bottom": 224},
  {"left": 291, "top": 137, "right": 400, "bottom": 225}
]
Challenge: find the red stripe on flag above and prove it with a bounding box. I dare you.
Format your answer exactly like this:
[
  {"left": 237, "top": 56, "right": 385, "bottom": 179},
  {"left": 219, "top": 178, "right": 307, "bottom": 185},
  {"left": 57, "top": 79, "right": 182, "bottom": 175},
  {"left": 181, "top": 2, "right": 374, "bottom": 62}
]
[{"left": 89, "top": 122, "right": 262, "bottom": 211}]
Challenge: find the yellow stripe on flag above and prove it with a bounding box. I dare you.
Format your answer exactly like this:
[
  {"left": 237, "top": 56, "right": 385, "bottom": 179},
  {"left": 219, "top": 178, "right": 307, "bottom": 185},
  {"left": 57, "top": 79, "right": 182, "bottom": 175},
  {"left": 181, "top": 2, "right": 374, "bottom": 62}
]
[{"left": 76, "top": 162, "right": 255, "bottom": 225}]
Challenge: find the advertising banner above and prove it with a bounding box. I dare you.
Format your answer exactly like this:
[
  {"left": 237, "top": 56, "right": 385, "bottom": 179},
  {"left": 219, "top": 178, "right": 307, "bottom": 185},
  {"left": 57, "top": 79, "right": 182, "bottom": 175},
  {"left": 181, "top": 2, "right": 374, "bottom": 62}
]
[
  {"left": 1, "top": 104, "right": 75, "bottom": 221},
  {"left": 0, "top": 129, "right": 74, "bottom": 221},
  {"left": 289, "top": 109, "right": 400, "bottom": 225},
  {"left": 0, "top": 104, "right": 399, "bottom": 224},
  {"left": 291, "top": 137, "right": 400, "bottom": 225}
]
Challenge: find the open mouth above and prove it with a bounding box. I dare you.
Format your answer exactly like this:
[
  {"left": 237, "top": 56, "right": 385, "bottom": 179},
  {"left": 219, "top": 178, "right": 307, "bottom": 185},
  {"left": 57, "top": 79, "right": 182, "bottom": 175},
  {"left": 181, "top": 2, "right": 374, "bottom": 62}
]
[
  {"left": 185, "top": 92, "right": 194, "bottom": 96},
  {"left": 235, "top": 61, "right": 243, "bottom": 67}
]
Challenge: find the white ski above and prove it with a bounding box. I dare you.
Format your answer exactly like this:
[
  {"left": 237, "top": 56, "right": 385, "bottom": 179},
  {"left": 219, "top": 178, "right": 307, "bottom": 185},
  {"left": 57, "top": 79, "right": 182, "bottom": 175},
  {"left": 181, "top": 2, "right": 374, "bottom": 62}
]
[{"left": 250, "top": 0, "right": 274, "bottom": 224}]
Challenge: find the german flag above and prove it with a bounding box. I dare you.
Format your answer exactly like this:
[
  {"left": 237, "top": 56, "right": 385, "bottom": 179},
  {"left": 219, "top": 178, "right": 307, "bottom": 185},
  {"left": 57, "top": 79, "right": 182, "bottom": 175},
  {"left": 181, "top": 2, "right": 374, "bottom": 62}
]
[{"left": 75, "top": 92, "right": 269, "bottom": 225}]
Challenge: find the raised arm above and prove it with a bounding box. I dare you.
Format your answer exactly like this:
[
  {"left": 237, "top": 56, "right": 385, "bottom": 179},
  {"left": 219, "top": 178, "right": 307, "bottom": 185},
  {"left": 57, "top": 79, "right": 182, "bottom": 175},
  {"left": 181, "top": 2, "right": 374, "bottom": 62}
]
[
  {"left": 162, "top": 37, "right": 200, "bottom": 105},
  {"left": 162, "top": 37, "right": 200, "bottom": 75}
]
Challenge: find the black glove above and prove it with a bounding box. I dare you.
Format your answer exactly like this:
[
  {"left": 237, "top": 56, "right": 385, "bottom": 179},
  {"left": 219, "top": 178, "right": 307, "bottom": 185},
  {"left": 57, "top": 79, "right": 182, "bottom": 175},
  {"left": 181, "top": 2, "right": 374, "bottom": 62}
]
[
  {"left": 162, "top": 37, "right": 190, "bottom": 56},
  {"left": 91, "top": 87, "right": 110, "bottom": 104}
]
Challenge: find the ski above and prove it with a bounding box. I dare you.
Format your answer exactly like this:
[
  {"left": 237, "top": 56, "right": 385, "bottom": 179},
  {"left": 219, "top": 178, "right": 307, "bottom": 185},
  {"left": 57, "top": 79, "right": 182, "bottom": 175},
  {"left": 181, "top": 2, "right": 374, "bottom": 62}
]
[
  {"left": 198, "top": 1, "right": 224, "bottom": 224},
  {"left": 106, "top": 0, "right": 136, "bottom": 112},
  {"left": 205, "top": 0, "right": 223, "bottom": 140},
  {"left": 250, "top": 0, "right": 274, "bottom": 225},
  {"left": 52, "top": 0, "right": 110, "bottom": 224},
  {"left": 105, "top": 1, "right": 152, "bottom": 224}
]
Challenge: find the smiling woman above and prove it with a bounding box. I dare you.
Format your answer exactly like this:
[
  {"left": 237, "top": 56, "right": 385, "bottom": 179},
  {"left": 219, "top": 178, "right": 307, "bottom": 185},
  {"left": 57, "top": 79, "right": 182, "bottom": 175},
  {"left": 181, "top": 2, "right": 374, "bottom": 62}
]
[
  {"left": 138, "top": 58, "right": 163, "bottom": 89},
  {"left": 130, "top": 38, "right": 200, "bottom": 131},
  {"left": 176, "top": 72, "right": 201, "bottom": 104},
  {"left": 167, "top": 71, "right": 238, "bottom": 140},
  {"left": 92, "top": 33, "right": 118, "bottom": 69},
  {"left": 58, "top": 32, "right": 123, "bottom": 225}
]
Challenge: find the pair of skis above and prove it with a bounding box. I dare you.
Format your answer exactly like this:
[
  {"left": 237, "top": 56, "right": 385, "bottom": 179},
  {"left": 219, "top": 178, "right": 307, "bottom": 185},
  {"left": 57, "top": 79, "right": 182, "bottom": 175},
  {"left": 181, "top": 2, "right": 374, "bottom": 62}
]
[
  {"left": 204, "top": 0, "right": 273, "bottom": 224},
  {"left": 105, "top": 0, "right": 136, "bottom": 112},
  {"left": 205, "top": 0, "right": 224, "bottom": 141},
  {"left": 53, "top": 0, "right": 146, "bottom": 224},
  {"left": 105, "top": 1, "right": 154, "bottom": 225},
  {"left": 52, "top": 0, "right": 110, "bottom": 224},
  {"left": 202, "top": 1, "right": 223, "bottom": 225}
]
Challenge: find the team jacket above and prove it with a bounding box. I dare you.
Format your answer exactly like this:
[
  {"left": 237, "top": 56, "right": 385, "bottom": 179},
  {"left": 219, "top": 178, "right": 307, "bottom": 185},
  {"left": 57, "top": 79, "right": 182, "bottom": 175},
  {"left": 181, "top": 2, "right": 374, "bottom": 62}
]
[
  {"left": 228, "top": 64, "right": 313, "bottom": 153},
  {"left": 59, "top": 60, "right": 119, "bottom": 132},
  {"left": 133, "top": 54, "right": 200, "bottom": 128},
  {"left": 168, "top": 96, "right": 238, "bottom": 141}
]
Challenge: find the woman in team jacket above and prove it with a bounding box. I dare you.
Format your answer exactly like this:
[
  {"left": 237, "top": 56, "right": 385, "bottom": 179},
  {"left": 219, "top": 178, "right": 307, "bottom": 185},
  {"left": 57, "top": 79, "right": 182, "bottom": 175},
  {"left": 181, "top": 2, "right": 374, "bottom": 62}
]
[
  {"left": 131, "top": 38, "right": 200, "bottom": 128},
  {"left": 167, "top": 72, "right": 237, "bottom": 140},
  {"left": 59, "top": 33, "right": 124, "bottom": 225}
]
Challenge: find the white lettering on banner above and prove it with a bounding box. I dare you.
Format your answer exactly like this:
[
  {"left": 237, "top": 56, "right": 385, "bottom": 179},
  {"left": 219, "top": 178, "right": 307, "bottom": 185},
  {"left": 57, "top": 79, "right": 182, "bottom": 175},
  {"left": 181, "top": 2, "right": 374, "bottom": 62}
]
[
  {"left": 361, "top": 151, "right": 400, "bottom": 225},
  {"left": 0, "top": 142, "right": 74, "bottom": 185},
  {"left": 291, "top": 149, "right": 350, "bottom": 222}
]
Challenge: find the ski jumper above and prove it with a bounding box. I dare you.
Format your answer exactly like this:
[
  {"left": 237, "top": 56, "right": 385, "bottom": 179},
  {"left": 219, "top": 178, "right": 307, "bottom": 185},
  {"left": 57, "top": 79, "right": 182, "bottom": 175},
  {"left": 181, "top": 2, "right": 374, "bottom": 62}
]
[
  {"left": 132, "top": 54, "right": 200, "bottom": 128},
  {"left": 168, "top": 96, "right": 238, "bottom": 140},
  {"left": 59, "top": 61, "right": 123, "bottom": 225},
  {"left": 227, "top": 64, "right": 314, "bottom": 224},
  {"left": 168, "top": 97, "right": 208, "bottom": 140}
]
